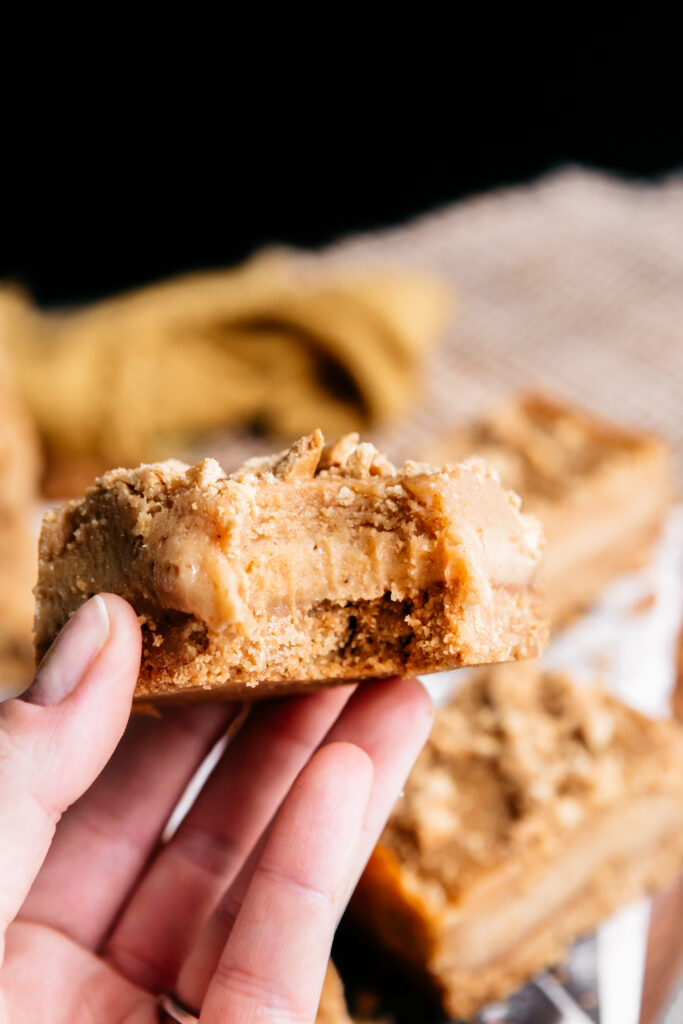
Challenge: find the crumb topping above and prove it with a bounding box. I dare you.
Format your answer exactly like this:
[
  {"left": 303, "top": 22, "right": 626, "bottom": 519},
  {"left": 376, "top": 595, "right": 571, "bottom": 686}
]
[
  {"left": 383, "top": 662, "right": 683, "bottom": 900},
  {"left": 230, "top": 430, "right": 398, "bottom": 483},
  {"left": 90, "top": 432, "right": 542, "bottom": 509}
]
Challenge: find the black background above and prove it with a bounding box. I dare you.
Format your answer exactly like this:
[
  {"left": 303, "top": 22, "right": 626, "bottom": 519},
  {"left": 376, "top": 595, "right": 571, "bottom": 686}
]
[{"left": 3, "top": 10, "right": 681, "bottom": 308}]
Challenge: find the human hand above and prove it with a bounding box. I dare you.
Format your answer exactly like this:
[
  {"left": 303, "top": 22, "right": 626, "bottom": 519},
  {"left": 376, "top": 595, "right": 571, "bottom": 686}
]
[{"left": 0, "top": 595, "right": 432, "bottom": 1023}]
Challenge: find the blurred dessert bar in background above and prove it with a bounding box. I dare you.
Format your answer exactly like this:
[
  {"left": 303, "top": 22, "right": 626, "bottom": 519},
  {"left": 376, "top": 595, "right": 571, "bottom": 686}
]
[
  {"left": 428, "top": 393, "right": 673, "bottom": 624},
  {"left": 33, "top": 431, "right": 546, "bottom": 702},
  {"left": 0, "top": 342, "right": 40, "bottom": 689},
  {"left": 350, "top": 662, "right": 683, "bottom": 1019},
  {"left": 0, "top": 528, "right": 37, "bottom": 687}
]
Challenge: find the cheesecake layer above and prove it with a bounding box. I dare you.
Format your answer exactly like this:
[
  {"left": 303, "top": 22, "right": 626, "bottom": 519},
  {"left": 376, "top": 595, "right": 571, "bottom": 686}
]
[
  {"left": 34, "top": 431, "right": 546, "bottom": 700},
  {"left": 351, "top": 662, "right": 683, "bottom": 1018}
]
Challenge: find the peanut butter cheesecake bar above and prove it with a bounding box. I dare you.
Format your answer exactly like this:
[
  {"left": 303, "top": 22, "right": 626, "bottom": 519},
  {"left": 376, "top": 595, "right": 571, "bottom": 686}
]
[
  {"left": 34, "top": 430, "right": 546, "bottom": 701},
  {"left": 429, "top": 394, "right": 673, "bottom": 624},
  {"left": 350, "top": 662, "right": 683, "bottom": 1019}
]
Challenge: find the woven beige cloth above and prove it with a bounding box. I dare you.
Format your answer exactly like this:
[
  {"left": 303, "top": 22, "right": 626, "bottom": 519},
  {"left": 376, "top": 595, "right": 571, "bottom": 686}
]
[{"left": 210, "top": 168, "right": 683, "bottom": 480}]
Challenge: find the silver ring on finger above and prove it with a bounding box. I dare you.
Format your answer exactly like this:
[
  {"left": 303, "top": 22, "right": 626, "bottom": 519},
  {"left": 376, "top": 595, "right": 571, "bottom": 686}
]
[{"left": 159, "top": 990, "right": 200, "bottom": 1023}]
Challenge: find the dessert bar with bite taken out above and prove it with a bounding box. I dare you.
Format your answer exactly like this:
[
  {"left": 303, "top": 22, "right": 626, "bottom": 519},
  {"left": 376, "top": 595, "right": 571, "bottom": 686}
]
[{"left": 34, "top": 430, "right": 546, "bottom": 701}]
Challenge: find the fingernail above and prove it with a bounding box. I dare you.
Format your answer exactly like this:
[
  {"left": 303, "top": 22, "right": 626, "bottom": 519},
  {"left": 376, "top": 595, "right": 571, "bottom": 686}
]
[{"left": 22, "top": 595, "right": 110, "bottom": 706}]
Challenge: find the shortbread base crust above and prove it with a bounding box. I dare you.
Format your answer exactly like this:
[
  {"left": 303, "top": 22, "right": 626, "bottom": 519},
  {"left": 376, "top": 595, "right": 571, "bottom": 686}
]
[{"left": 131, "top": 582, "right": 542, "bottom": 701}]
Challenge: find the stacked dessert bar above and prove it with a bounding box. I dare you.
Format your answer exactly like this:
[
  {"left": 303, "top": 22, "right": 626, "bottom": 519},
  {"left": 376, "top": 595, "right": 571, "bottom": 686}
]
[{"left": 350, "top": 661, "right": 683, "bottom": 1019}]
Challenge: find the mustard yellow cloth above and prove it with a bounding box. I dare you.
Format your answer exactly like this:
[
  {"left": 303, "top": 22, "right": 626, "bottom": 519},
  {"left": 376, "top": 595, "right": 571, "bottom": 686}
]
[{"left": 1, "top": 252, "right": 450, "bottom": 466}]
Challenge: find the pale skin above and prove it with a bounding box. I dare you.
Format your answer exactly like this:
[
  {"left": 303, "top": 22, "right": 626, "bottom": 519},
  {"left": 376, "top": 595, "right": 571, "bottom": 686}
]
[{"left": 0, "top": 595, "right": 433, "bottom": 1023}]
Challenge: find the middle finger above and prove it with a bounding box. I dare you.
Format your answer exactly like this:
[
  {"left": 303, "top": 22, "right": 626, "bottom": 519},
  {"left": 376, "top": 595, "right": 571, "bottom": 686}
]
[
  {"left": 176, "top": 675, "right": 433, "bottom": 1010},
  {"left": 103, "top": 685, "right": 354, "bottom": 991}
]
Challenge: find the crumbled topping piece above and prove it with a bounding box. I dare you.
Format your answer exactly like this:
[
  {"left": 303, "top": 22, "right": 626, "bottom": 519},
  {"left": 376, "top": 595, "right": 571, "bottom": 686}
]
[
  {"left": 231, "top": 431, "right": 399, "bottom": 482},
  {"left": 336, "top": 486, "right": 355, "bottom": 507},
  {"left": 342, "top": 442, "right": 395, "bottom": 478},
  {"left": 273, "top": 430, "right": 325, "bottom": 480},
  {"left": 318, "top": 433, "right": 361, "bottom": 471}
]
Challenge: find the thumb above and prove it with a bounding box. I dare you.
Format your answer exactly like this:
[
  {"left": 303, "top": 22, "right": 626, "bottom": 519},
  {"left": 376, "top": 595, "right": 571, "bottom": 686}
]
[{"left": 0, "top": 594, "right": 141, "bottom": 950}]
